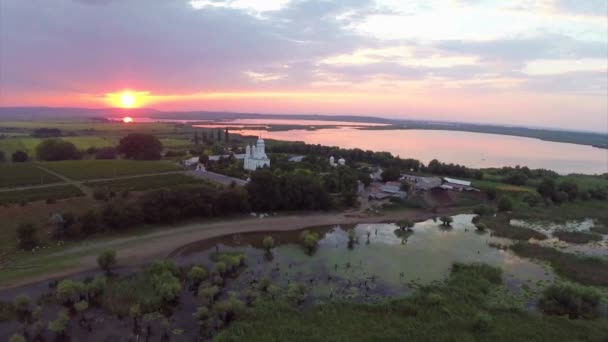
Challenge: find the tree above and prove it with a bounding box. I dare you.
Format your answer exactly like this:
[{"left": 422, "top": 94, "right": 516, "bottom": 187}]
[
  {"left": 151, "top": 271, "right": 182, "bottom": 302},
  {"left": 347, "top": 229, "right": 358, "bottom": 249},
  {"left": 473, "top": 205, "right": 495, "bottom": 216},
  {"left": 558, "top": 180, "right": 579, "bottom": 201},
  {"left": 537, "top": 178, "right": 556, "bottom": 199},
  {"left": 497, "top": 197, "right": 513, "bottom": 212},
  {"left": 523, "top": 193, "right": 542, "bottom": 207},
  {"left": 381, "top": 167, "right": 400, "bottom": 182},
  {"left": 439, "top": 216, "right": 453, "bottom": 226},
  {"left": 194, "top": 132, "right": 200, "bottom": 145},
  {"left": 475, "top": 223, "right": 487, "bottom": 232},
  {"left": 12, "top": 150, "right": 28, "bottom": 162},
  {"left": 262, "top": 236, "right": 274, "bottom": 252},
  {"left": 97, "top": 250, "right": 117, "bottom": 274},
  {"left": 95, "top": 147, "right": 118, "bottom": 160},
  {"left": 80, "top": 210, "right": 100, "bottom": 235},
  {"left": 213, "top": 292, "right": 245, "bottom": 323},
  {"left": 36, "top": 139, "right": 82, "bottom": 161},
  {"left": 118, "top": 133, "right": 163, "bottom": 160},
  {"left": 504, "top": 172, "right": 528, "bottom": 186},
  {"left": 16, "top": 223, "right": 37, "bottom": 250}
]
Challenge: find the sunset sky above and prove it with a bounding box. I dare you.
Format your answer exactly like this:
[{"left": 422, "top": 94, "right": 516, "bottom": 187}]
[{"left": 1, "top": 0, "right": 607, "bottom": 131}]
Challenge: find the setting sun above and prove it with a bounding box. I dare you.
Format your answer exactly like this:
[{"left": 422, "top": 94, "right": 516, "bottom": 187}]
[
  {"left": 106, "top": 90, "right": 149, "bottom": 108},
  {"left": 122, "top": 116, "right": 134, "bottom": 123},
  {"left": 119, "top": 92, "right": 136, "bottom": 108}
]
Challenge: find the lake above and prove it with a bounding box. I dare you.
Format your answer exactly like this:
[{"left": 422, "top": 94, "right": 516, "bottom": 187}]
[{"left": 229, "top": 127, "right": 607, "bottom": 175}]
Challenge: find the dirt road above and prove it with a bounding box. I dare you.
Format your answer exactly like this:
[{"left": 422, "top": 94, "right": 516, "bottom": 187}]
[{"left": 1, "top": 207, "right": 467, "bottom": 290}]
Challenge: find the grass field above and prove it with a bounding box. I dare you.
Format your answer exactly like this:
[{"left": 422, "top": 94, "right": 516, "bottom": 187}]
[
  {"left": 0, "top": 120, "right": 176, "bottom": 133},
  {"left": 0, "top": 136, "right": 118, "bottom": 156},
  {"left": 40, "top": 160, "right": 182, "bottom": 180},
  {"left": 85, "top": 173, "right": 205, "bottom": 191},
  {"left": 0, "top": 163, "right": 61, "bottom": 187},
  {"left": 0, "top": 185, "right": 83, "bottom": 205}
]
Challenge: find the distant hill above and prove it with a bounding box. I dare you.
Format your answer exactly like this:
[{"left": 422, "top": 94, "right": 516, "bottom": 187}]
[{"left": 0, "top": 107, "right": 159, "bottom": 120}]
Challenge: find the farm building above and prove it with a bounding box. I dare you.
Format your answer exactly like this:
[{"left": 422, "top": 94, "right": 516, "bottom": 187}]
[
  {"left": 401, "top": 175, "right": 442, "bottom": 191},
  {"left": 441, "top": 177, "right": 479, "bottom": 192}
]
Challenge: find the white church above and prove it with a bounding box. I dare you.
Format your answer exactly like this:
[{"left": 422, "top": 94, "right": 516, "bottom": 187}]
[{"left": 244, "top": 138, "right": 271, "bottom": 171}]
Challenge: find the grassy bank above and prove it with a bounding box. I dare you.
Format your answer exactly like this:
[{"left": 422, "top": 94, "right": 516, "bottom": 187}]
[
  {"left": 511, "top": 243, "right": 608, "bottom": 287},
  {"left": 216, "top": 263, "right": 608, "bottom": 342}
]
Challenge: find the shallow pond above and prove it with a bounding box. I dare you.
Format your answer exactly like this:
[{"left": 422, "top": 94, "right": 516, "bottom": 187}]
[{"left": 175, "top": 215, "right": 554, "bottom": 303}]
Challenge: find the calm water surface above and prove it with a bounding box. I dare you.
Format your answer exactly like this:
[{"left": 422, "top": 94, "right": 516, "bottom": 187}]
[{"left": 232, "top": 127, "right": 607, "bottom": 175}]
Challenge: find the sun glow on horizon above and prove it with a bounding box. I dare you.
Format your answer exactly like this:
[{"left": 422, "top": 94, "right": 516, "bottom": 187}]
[{"left": 106, "top": 90, "right": 149, "bottom": 108}]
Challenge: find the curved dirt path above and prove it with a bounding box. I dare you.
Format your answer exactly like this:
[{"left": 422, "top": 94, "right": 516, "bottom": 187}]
[{"left": 0, "top": 207, "right": 467, "bottom": 290}]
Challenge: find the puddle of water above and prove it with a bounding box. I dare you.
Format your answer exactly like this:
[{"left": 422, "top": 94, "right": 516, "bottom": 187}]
[{"left": 175, "top": 215, "right": 554, "bottom": 302}]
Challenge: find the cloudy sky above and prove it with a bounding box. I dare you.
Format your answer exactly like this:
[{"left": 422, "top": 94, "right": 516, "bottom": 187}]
[{"left": 1, "top": 0, "right": 607, "bottom": 131}]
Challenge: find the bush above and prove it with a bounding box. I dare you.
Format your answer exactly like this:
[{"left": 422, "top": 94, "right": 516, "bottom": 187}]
[
  {"left": 497, "top": 197, "right": 513, "bottom": 212},
  {"left": 188, "top": 265, "right": 208, "bottom": 285},
  {"left": 286, "top": 283, "right": 307, "bottom": 304},
  {"left": 56, "top": 279, "right": 86, "bottom": 304},
  {"left": 97, "top": 250, "right": 117, "bottom": 273},
  {"left": 198, "top": 285, "right": 220, "bottom": 305},
  {"left": 300, "top": 230, "right": 320, "bottom": 253},
  {"left": 473, "top": 205, "right": 495, "bottom": 216},
  {"left": 475, "top": 223, "right": 487, "bottom": 232},
  {"left": 539, "top": 283, "right": 601, "bottom": 319},
  {"left": 262, "top": 236, "right": 274, "bottom": 252},
  {"left": 151, "top": 271, "right": 182, "bottom": 302},
  {"left": 9, "top": 334, "right": 26, "bottom": 342},
  {"left": 523, "top": 193, "right": 542, "bottom": 207},
  {"left": 48, "top": 309, "right": 70, "bottom": 335},
  {"left": 13, "top": 295, "right": 31, "bottom": 315},
  {"left": 213, "top": 292, "right": 245, "bottom": 323},
  {"left": 472, "top": 312, "right": 492, "bottom": 332},
  {"left": 381, "top": 167, "right": 401, "bottom": 182},
  {"left": 11, "top": 150, "right": 28, "bottom": 162}
]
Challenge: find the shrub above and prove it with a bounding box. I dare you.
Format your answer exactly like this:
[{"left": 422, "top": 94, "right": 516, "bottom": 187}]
[
  {"left": 148, "top": 260, "right": 179, "bottom": 277},
  {"left": 472, "top": 312, "right": 492, "bottom": 332},
  {"left": 213, "top": 292, "right": 245, "bottom": 323},
  {"left": 523, "top": 193, "right": 542, "bottom": 207},
  {"left": 48, "top": 309, "right": 70, "bottom": 336},
  {"left": 151, "top": 271, "right": 181, "bottom": 302},
  {"left": 118, "top": 133, "right": 163, "bottom": 160},
  {"left": 475, "top": 223, "right": 487, "bottom": 232},
  {"left": 262, "top": 236, "right": 274, "bottom": 252},
  {"left": 473, "top": 205, "right": 495, "bottom": 216},
  {"left": 97, "top": 250, "right": 117, "bottom": 274},
  {"left": 497, "top": 197, "right": 513, "bottom": 212},
  {"left": 539, "top": 283, "right": 601, "bottom": 319},
  {"left": 95, "top": 147, "right": 118, "bottom": 160},
  {"left": 188, "top": 265, "right": 207, "bottom": 285},
  {"left": 215, "top": 261, "right": 227, "bottom": 276},
  {"left": 398, "top": 219, "right": 415, "bottom": 231},
  {"left": 194, "top": 306, "right": 210, "bottom": 321},
  {"left": 11, "top": 150, "right": 28, "bottom": 162},
  {"left": 300, "top": 230, "right": 320, "bottom": 253},
  {"left": 13, "top": 295, "right": 31, "bottom": 315},
  {"left": 287, "top": 283, "right": 307, "bottom": 304},
  {"left": 9, "top": 334, "right": 26, "bottom": 342},
  {"left": 198, "top": 285, "right": 220, "bottom": 305},
  {"left": 56, "top": 279, "right": 86, "bottom": 304}
]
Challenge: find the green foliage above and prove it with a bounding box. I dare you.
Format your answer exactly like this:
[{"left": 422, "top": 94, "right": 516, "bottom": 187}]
[
  {"left": 148, "top": 260, "right": 180, "bottom": 277},
  {"left": 36, "top": 138, "right": 82, "bottom": 161},
  {"left": 511, "top": 243, "right": 608, "bottom": 286},
  {"left": 539, "top": 283, "right": 601, "bottom": 319},
  {"left": 56, "top": 279, "right": 86, "bottom": 304},
  {"left": 11, "top": 150, "right": 28, "bottom": 162},
  {"left": 473, "top": 204, "right": 496, "bottom": 216},
  {"left": 286, "top": 283, "right": 307, "bottom": 304},
  {"left": 198, "top": 285, "right": 220, "bottom": 305},
  {"left": 522, "top": 192, "right": 542, "bottom": 207},
  {"left": 475, "top": 223, "right": 487, "bottom": 232},
  {"left": 380, "top": 167, "right": 400, "bottom": 182},
  {"left": 300, "top": 230, "right": 320, "bottom": 253},
  {"left": 101, "top": 275, "right": 162, "bottom": 316},
  {"left": 213, "top": 292, "right": 246, "bottom": 323},
  {"left": 97, "top": 250, "right": 117, "bottom": 273},
  {"left": 12, "top": 294, "right": 31, "bottom": 314},
  {"left": 262, "top": 236, "right": 275, "bottom": 252},
  {"left": 215, "top": 261, "right": 227, "bottom": 276},
  {"left": 9, "top": 334, "right": 26, "bottom": 342},
  {"left": 0, "top": 163, "right": 60, "bottom": 187},
  {"left": 48, "top": 309, "right": 70, "bottom": 335},
  {"left": 188, "top": 265, "right": 208, "bottom": 285},
  {"left": 194, "top": 306, "right": 210, "bottom": 321},
  {"left": 16, "top": 223, "right": 37, "bottom": 250},
  {"left": 472, "top": 312, "right": 492, "bottom": 332},
  {"left": 481, "top": 216, "right": 547, "bottom": 241},
  {"left": 118, "top": 133, "right": 163, "bottom": 160},
  {"left": 74, "top": 300, "right": 89, "bottom": 313},
  {"left": 398, "top": 219, "right": 414, "bottom": 231},
  {"left": 497, "top": 196, "right": 513, "bottom": 212},
  {"left": 87, "top": 276, "right": 106, "bottom": 300},
  {"left": 151, "top": 271, "right": 182, "bottom": 302}
]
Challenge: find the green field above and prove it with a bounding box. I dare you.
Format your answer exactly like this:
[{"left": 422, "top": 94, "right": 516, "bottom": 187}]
[
  {"left": 0, "top": 185, "right": 84, "bottom": 204},
  {"left": 40, "top": 160, "right": 182, "bottom": 180},
  {"left": 85, "top": 173, "right": 205, "bottom": 191},
  {"left": 0, "top": 164, "right": 61, "bottom": 188},
  {"left": 0, "top": 120, "right": 176, "bottom": 133},
  {"left": 0, "top": 136, "right": 118, "bottom": 156}
]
